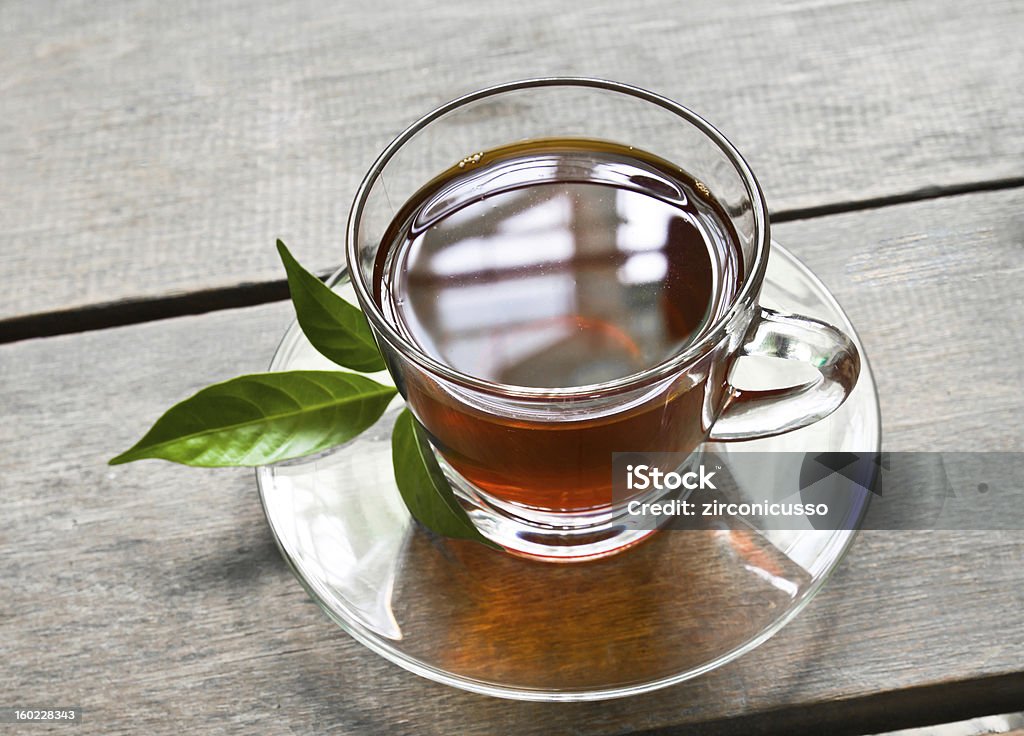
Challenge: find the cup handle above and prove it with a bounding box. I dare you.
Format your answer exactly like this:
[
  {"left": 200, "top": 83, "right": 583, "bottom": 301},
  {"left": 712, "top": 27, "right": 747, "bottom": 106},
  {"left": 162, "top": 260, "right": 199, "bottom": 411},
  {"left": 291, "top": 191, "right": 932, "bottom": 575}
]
[{"left": 708, "top": 307, "right": 861, "bottom": 441}]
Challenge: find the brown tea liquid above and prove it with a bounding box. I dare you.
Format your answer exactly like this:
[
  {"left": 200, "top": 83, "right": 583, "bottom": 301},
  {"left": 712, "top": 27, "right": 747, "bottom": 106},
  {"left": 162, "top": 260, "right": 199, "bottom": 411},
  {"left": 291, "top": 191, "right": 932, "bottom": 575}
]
[{"left": 374, "top": 139, "right": 743, "bottom": 512}]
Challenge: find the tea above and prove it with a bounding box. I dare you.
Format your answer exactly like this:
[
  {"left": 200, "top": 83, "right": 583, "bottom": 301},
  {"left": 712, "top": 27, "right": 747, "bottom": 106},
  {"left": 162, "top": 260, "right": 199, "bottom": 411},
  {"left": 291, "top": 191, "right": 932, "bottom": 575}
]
[{"left": 373, "top": 139, "right": 743, "bottom": 512}]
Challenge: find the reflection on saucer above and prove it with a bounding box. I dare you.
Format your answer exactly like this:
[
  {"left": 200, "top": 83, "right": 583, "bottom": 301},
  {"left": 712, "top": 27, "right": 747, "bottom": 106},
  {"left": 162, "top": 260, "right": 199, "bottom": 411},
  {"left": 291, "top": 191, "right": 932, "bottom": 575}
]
[{"left": 390, "top": 520, "right": 809, "bottom": 689}]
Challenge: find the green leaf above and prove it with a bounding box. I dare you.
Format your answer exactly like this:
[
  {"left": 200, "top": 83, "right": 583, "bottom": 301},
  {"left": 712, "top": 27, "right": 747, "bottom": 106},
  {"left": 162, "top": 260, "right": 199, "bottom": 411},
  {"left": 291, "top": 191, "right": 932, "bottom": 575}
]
[
  {"left": 391, "top": 409, "right": 501, "bottom": 550},
  {"left": 110, "top": 371, "right": 396, "bottom": 467},
  {"left": 277, "top": 239, "right": 386, "bottom": 373}
]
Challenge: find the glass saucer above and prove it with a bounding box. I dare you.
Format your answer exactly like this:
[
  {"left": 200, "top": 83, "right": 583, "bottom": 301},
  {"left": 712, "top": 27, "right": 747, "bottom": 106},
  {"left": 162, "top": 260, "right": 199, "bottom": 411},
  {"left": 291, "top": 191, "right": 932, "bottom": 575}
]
[{"left": 256, "top": 241, "right": 880, "bottom": 702}]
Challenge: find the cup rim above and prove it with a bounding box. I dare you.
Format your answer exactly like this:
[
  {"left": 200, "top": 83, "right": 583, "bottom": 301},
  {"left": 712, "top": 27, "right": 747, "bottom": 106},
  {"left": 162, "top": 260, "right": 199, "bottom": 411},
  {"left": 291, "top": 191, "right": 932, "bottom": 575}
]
[{"left": 345, "top": 77, "right": 770, "bottom": 399}]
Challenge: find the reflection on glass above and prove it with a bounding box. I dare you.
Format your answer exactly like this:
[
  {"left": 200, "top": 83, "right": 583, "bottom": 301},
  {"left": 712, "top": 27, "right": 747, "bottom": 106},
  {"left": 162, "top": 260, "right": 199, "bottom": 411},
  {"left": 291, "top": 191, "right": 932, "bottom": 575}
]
[{"left": 395, "top": 174, "right": 732, "bottom": 388}]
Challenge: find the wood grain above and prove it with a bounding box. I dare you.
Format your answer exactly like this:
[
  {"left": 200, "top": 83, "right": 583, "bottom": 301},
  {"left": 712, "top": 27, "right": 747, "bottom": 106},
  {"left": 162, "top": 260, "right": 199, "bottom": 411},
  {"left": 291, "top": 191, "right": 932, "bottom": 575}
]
[
  {"left": 1, "top": 189, "right": 1021, "bottom": 734},
  {"left": 776, "top": 189, "right": 1024, "bottom": 451},
  {"left": 1, "top": 0, "right": 1022, "bottom": 322}
]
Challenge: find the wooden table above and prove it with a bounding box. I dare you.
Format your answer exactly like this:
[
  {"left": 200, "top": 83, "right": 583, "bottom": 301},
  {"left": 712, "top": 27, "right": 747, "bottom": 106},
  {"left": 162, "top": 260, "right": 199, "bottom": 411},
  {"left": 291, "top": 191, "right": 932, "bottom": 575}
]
[{"left": 2, "top": 1, "right": 1022, "bottom": 733}]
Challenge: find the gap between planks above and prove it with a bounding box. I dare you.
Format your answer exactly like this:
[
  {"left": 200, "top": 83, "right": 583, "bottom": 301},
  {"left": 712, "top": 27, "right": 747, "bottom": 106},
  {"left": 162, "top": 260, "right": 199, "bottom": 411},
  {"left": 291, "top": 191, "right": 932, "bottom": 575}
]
[
  {"left": 627, "top": 671, "right": 1024, "bottom": 736},
  {"left": 1, "top": 176, "right": 1022, "bottom": 346}
]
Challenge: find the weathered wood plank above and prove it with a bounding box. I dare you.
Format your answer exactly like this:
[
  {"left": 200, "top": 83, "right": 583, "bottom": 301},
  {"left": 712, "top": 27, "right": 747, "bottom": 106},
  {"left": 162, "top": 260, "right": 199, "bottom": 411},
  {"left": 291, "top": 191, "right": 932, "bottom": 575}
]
[
  {"left": 1, "top": 0, "right": 1022, "bottom": 321},
  {"left": 1, "top": 190, "right": 1022, "bottom": 733},
  {"left": 774, "top": 190, "right": 1024, "bottom": 451}
]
